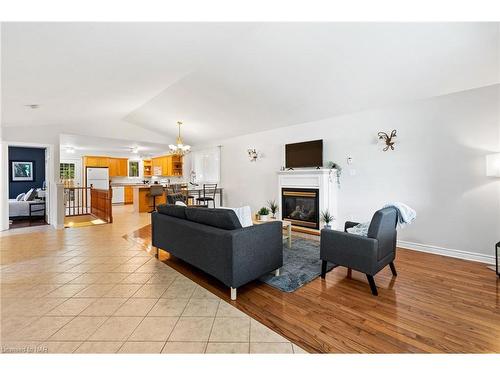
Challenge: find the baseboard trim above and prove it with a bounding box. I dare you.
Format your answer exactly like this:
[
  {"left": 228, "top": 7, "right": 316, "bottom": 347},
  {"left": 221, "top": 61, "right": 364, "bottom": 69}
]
[{"left": 397, "top": 240, "right": 495, "bottom": 265}]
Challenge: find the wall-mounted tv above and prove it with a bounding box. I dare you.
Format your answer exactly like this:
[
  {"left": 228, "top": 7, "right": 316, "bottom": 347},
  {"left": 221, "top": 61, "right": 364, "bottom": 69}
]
[{"left": 285, "top": 140, "right": 323, "bottom": 168}]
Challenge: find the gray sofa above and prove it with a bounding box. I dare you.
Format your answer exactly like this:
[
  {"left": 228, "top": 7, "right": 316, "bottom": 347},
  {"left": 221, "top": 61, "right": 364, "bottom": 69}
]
[
  {"left": 320, "top": 207, "right": 398, "bottom": 295},
  {"left": 151, "top": 205, "right": 283, "bottom": 300}
]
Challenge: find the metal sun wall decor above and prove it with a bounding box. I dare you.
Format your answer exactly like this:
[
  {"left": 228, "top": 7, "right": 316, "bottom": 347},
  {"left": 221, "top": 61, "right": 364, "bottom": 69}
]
[{"left": 378, "top": 129, "right": 397, "bottom": 151}]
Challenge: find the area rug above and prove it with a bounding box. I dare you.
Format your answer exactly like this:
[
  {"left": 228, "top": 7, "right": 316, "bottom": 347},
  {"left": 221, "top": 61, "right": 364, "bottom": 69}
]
[{"left": 259, "top": 237, "right": 336, "bottom": 292}]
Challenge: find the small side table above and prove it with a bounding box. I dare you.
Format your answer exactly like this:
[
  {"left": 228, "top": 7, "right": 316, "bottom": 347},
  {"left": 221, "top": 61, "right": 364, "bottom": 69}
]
[
  {"left": 252, "top": 218, "right": 292, "bottom": 248},
  {"left": 29, "top": 201, "right": 46, "bottom": 225}
]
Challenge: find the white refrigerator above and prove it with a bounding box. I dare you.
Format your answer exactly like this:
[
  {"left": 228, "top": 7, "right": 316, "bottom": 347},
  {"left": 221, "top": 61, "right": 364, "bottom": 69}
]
[{"left": 87, "top": 167, "right": 109, "bottom": 190}]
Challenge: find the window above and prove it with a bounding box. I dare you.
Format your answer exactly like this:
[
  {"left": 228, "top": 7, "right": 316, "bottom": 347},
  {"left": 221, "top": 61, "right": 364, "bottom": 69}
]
[
  {"left": 191, "top": 147, "right": 220, "bottom": 184},
  {"left": 60, "top": 163, "right": 75, "bottom": 180},
  {"left": 129, "top": 161, "right": 139, "bottom": 177}
]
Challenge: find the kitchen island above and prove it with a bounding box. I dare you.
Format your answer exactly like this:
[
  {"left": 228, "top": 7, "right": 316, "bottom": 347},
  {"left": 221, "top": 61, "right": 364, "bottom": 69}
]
[{"left": 133, "top": 185, "right": 167, "bottom": 213}]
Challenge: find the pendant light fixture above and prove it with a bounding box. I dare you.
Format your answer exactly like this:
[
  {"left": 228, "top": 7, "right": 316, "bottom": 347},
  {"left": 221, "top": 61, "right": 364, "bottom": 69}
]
[{"left": 168, "top": 121, "right": 191, "bottom": 156}]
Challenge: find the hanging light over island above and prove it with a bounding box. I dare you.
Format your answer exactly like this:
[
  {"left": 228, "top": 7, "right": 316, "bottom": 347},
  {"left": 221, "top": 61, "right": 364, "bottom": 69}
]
[{"left": 168, "top": 121, "right": 191, "bottom": 156}]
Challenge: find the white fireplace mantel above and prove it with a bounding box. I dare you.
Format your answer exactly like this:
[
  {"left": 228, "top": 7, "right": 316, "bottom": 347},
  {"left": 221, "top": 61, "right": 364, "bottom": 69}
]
[{"left": 277, "top": 169, "right": 339, "bottom": 230}]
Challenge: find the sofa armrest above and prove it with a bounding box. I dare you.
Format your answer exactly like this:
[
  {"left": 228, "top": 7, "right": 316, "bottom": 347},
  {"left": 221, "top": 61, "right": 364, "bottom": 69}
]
[
  {"left": 229, "top": 221, "right": 283, "bottom": 288},
  {"left": 320, "top": 228, "right": 378, "bottom": 275},
  {"left": 344, "top": 221, "right": 360, "bottom": 232}
]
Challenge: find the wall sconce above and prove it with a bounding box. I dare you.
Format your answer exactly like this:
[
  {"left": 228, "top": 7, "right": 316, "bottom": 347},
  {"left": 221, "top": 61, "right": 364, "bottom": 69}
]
[
  {"left": 377, "top": 130, "right": 397, "bottom": 151},
  {"left": 247, "top": 148, "right": 259, "bottom": 162},
  {"left": 486, "top": 153, "right": 500, "bottom": 177}
]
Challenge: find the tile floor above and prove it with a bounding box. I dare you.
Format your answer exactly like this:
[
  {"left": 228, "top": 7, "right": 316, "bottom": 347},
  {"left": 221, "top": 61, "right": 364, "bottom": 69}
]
[{"left": 0, "top": 205, "right": 306, "bottom": 354}]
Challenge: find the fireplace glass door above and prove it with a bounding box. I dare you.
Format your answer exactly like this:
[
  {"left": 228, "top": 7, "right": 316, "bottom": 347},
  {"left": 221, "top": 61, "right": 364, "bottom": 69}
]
[{"left": 281, "top": 188, "right": 319, "bottom": 229}]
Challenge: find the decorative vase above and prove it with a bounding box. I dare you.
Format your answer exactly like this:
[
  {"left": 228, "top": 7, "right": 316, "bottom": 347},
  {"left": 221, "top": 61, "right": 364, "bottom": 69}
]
[
  {"left": 271, "top": 213, "right": 277, "bottom": 219},
  {"left": 324, "top": 224, "right": 331, "bottom": 229},
  {"left": 260, "top": 214, "right": 269, "bottom": 221}
]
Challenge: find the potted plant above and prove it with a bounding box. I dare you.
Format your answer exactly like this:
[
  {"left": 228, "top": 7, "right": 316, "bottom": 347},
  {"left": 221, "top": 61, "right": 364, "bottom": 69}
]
[
  {"left": 267, "top": 200, "right": 279, "bottom": 219},
  {"left": 258, "top": 207, "right": 270, "bottom": 221},
  {"left": 321, "top": 209, "right": 335, "bottom": 229}
]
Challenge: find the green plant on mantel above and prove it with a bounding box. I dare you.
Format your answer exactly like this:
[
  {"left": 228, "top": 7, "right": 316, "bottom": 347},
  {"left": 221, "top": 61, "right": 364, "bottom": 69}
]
[{"left": 258, "top": 207, "right": 270, "bottom": 216}]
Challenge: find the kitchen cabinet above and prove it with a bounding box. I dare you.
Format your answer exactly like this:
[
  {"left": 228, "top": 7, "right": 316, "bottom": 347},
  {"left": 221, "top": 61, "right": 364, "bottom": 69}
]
[
  {"left": 151, "top": 155, "right": 183, "bottom": 177},
  {"left": 143, "top": 160, "right": 152, "bottom": 177},
  {"left": 108, "top": 158, "right": 118, "bottom": 176},
  {"left": 84, "top": 156, "right": 107, "bottom": 167},
  {"left": 83, "top": 156, "right": 128, "bottom": 177},
  {"left": 124, "top": 186, "right": 133, "bottom": 204},
  {"left": 118, "top": 158, "right": 128, "bottom": 176}
]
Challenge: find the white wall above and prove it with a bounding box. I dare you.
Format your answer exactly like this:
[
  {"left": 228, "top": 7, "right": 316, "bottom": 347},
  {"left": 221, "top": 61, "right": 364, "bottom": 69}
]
[{"left": 205, "top": 85, "right": 500, "bottom": 263}]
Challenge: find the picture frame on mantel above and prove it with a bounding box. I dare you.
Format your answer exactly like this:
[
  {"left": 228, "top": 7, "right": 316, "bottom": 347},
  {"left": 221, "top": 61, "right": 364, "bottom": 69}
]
[{"left": 11, "top": 160, "right": 35, "bottom": 182}]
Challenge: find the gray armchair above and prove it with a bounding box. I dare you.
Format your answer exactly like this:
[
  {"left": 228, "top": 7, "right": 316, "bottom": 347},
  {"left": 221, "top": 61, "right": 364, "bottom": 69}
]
[{"left": 320, "top": 207, "right": 398, "bottom": 295}]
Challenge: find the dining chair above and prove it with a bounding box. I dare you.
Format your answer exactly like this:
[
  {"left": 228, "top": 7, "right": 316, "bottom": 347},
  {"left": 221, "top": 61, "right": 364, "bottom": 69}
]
[{"left": 195, "top": 183, "right": 217, "bottom": 208}]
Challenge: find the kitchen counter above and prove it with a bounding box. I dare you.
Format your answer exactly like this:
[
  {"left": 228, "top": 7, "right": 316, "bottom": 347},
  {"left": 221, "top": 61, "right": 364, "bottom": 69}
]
[
  {"left": 110, "top": 182, "right": 150, "bottom": 187},
  {"left": 133, "top": 185, "right": 167, "bottom": 213},
  {"left": 132, "top": 185, "right": 224, "bottom": 212}
]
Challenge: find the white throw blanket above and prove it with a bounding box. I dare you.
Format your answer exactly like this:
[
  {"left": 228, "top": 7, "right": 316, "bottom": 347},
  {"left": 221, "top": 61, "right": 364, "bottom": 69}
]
[
  {"left": 220, "top": 206, "right": 253, "bottom": 228},
  {"left": 382, "top": 202, "right": 416, "bottom": 228},
  {"left": 346, "top": 202, "right": 416, "bottom": 236}
]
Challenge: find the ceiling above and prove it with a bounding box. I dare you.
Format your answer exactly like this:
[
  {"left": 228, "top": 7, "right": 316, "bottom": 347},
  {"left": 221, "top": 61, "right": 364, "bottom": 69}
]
[
  {"left": 59, "top": 133, "right": 170, "bottom": 158},
  {"left": 2, "top": 22, "right": 499, "bottom": 145}
]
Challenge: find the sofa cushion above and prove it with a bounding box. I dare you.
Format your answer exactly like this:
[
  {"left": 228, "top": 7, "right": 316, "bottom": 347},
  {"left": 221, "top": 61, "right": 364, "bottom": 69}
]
[
  {"left": 156, "top": 204, "right": 187, "bottom": 219},
  {"left": 185, "top": 207, "right": 242, "bottom": 230}
]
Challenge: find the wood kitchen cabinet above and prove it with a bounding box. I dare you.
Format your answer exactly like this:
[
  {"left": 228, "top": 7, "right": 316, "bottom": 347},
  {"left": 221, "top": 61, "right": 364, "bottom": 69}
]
[
  {"left": 151, "top": 155, "right": 183, "bottom": 177},
  {"left": 108, "top": 158, "right": 118, "bottom": 176},
  {"left": 117, "top": 158, "right": 128, "bottom": 176},
  {"left": 84, "top": 156, "right": 128, "bottom": 177},
  {"left": 124, "top": 186, "right": 133, "bottom": 204},
  {"left": 143, "top": 159, "right": 152, "bottom": 177},
  {"left": 84, "top": 156, "right": 108, "bottom": 167}
]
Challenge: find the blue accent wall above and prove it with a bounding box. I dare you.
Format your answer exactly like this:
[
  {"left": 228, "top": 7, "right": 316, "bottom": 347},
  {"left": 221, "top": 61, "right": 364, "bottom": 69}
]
[{"left": 8, "top": 147, "right": 46, "bottom": 199}]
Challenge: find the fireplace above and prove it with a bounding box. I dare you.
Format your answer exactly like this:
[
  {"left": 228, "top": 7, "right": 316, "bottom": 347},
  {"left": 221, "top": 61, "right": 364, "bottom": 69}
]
[{"left": 281, "top": 188, "right": 319, "bottom": 229}]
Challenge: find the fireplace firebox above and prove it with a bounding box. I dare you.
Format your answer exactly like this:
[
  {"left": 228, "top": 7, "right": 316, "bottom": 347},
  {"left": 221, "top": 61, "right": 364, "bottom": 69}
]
[{"left": 281, "top": 188, "right": 319, "bottom": 229}]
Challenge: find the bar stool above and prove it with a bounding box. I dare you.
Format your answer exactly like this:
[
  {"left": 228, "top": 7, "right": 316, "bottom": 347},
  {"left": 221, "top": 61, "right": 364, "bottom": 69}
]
[{"left": 148, "top": 185, "right": 164, "bottom": 213}]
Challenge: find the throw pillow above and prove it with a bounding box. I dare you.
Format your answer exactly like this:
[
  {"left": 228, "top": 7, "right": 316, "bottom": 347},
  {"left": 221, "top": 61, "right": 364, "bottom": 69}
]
[
  {"left": 16, "top": 193, "right": 25, "bottom": 201},
  {"left": 175, "top": 200, "right": 187, "bottom": 207},
  {"left": 23, "top": 188, "right": 36, "bottom": 201}
]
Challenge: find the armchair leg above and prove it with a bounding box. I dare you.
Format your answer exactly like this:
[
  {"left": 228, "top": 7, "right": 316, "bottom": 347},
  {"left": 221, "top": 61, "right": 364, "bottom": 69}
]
[
  {"left": 230, "top": 287, "right": 237, "bottom": 300},
  {"left": 154, "top": 247, "right": 159, "bottom": 259},
  {"left": 389, "top": 262, "right": 397, "bottom": 276},
  {"left": 347, "top": 268, "right": 352, "bottom": 278},
  {"left": 321, "top": 260, "right": 327, "bottom": 278},
  {"left": 366, "top": 275, "right": 378, "bottom": 296},
  {"left": 274, "top": 268, "right": 280, "bottom": 277}
]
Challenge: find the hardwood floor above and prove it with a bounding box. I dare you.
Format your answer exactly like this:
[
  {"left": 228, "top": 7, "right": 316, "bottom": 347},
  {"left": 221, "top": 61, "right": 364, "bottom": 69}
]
[{"left": 125, "top": 224, "right": 500, "bottom": 353}]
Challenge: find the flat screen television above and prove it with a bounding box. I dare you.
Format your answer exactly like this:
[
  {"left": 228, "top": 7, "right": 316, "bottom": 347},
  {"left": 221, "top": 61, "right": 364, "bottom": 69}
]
[{"left": 285, "top": 140, "right": 323, "bottom": 168}]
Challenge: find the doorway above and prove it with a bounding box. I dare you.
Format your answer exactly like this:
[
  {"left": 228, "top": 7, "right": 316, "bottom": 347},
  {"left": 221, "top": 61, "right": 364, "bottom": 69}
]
[{"left": 7, "top": 145, "right": 49, "bottom": 230}]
